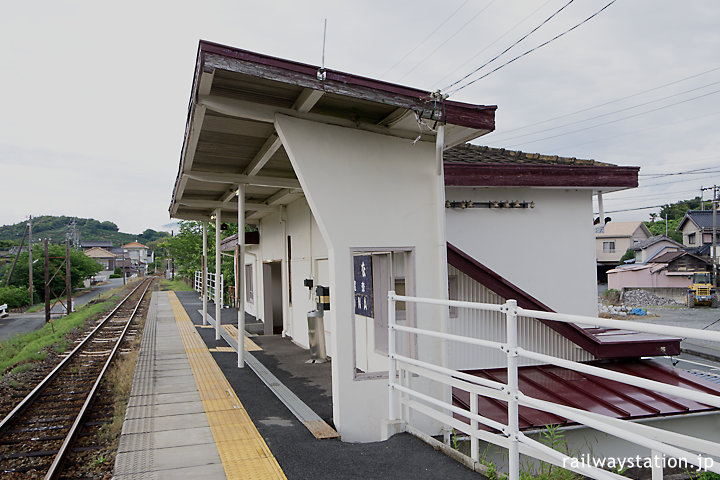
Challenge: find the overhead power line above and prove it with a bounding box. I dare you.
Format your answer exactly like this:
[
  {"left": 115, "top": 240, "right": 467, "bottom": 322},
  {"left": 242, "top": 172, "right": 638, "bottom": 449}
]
[
  {"left": 442, "top": 0, "right": 576, "bottom": 92},
  {"left": 490, "top": 79, "right": 720, "bottom": 145},
  {"left": 432, "top": 0, "right": 555, "bottom": 89},
  {"left": 485, "top": 65, "right": 720, "bottom": 140},
  {"left": 396, "top": 0, "right": 498, "bottom": 82},
  {"left": 380, "top": 0, "right": 471, "bottom": 78},
  {"left": 445, "top": 0, "right": 618, "bottom": 96},
  {"left": 501, "top": 87, "right": 720, "bottom": 148}
]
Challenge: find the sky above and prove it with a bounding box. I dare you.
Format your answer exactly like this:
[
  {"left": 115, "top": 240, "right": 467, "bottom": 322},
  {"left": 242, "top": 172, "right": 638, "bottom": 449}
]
[{"left": 1, "top": 0, "right": 718, "bottom": 234}]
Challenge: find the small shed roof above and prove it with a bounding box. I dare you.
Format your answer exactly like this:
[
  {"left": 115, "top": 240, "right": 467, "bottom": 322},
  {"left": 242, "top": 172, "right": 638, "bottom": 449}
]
[
  {"left": 631, "top": 235, "right": 684, "bottom": 251},
  {"left": 454, "top": 359, "right": 720, "bottom": 431}
]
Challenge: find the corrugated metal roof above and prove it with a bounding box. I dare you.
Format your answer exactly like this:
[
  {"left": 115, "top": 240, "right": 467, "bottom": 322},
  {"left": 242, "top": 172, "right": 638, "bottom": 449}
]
[{"left": 453, "top": 359, "right": 720, "bottom": 431}]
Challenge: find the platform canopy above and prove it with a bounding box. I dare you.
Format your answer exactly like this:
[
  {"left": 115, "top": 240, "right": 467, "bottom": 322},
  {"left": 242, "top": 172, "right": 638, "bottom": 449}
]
[{"left": 169, "top": 41, "right": 497, "bottom": 223}]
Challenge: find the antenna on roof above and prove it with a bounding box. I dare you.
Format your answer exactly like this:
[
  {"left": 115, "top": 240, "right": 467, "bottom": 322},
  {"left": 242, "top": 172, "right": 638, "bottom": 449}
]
[{"left": 317, "top": 18, "right": 327, "bottom": 82}]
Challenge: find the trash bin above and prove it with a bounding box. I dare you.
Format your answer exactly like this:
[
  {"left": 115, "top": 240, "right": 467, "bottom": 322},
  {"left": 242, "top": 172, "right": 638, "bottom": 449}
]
[{"left": 307, "top": 309, "right": 328, "bottom": 362}]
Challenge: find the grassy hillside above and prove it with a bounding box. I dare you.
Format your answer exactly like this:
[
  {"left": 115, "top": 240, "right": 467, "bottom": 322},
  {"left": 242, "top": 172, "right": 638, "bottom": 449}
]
[{"left": 0, "top": 216, "right": 168, "bottom": 246}]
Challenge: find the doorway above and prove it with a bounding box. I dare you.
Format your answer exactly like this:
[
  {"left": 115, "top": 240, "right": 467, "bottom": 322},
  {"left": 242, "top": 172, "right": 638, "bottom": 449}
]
[{"left": 263, "top": 262, "right": 284, "bottom": 335}]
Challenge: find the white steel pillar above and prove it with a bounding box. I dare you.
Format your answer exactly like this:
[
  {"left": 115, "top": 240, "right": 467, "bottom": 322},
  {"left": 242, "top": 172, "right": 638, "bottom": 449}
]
[
  {"left": 505, "top": 299, "right": 519, "bottom": 480},
  {"left": 215, "top": 209, "right": 222, "bottom": 341},
  {"left": 202, "top": 221, "right": 208, "bottom": 326},
  {"left": 237, "top": 185, "right": 246, "bottom": 368},
  {"left": 597, "top": 191, "right": 605, "bottom": 227}
]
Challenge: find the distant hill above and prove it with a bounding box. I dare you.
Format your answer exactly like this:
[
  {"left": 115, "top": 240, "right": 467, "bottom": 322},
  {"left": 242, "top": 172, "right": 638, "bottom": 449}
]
[{"left": 0, "top": 216, "right": 169, "bottom": 247}]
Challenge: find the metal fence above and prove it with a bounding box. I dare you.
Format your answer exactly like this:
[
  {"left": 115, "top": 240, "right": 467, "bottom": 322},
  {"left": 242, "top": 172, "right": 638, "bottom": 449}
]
[
  {"left": 195, "top": 270, "right": 223, "bottom": 306},
  {"left": 387, "top": 292, "right": 720, "bottom": 480}
]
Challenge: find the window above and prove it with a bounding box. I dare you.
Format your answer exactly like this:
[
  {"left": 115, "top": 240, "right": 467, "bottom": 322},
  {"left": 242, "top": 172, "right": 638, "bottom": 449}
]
[
  {"left": 245, "top": 264, "right": 254, "bottom": 304},
  {"left": 602, "top": 241, "right": 615, "bottom": 253},
  {"left": 689, "top": 233, "right": 696, "bottom": 245}
]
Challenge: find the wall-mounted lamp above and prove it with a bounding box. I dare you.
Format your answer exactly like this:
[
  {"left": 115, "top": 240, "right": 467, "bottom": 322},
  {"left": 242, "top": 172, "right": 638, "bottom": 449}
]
[{"left": 220, "top": 223, "right": 229, "bottom": 231}]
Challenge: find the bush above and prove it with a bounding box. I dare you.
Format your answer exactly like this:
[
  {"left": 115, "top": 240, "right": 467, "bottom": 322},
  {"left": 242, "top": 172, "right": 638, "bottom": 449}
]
[
  {"left": 109, "top": 273, "right": 122, "bottom": 279},
  {"left": 114, "top": 267, "right": 121, "bottom": 275},
  {"left": 602, "top": 288, "right": 622, "bottom": 305},
  {"left": 0, "top": 286, "right": 31, "bottom": 308}
]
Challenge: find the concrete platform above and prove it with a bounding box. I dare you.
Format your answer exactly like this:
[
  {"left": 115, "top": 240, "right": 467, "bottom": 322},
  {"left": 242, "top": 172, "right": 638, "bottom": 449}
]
[
  {"left": 114, "top": 292, "right": 227, "bottom": 480},
  {"left": 116, "top": 290, "right": 485, "bottom": 479}
]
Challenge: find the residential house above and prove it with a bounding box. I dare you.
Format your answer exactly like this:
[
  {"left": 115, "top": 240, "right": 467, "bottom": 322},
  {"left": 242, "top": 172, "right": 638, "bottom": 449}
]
[
  {"left": 83, "top": 246, "right": 117, "bottom": 271},
  {"left": 168, "top": 41, "right": 720, "bottom": 470},
  {"left": 121, "top": 241, "right": 153, "bottom": 275},
  {"left": 678, "top": 209, "right": 720, "bottom": 262},
  {"left": 608, "top": 250, "right": 712, "bottom": 301},
  {"left": 595, "top": 221, "right": 651, "bottom": 265},
  {"left": 631, "top": 235, "right": 684, "bottom": 264}
]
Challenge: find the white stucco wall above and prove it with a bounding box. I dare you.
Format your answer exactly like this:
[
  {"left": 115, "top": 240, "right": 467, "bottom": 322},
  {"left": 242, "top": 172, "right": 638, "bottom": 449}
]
[
  {"left": 276, "top": 114, "right": 447, "bottom": 442},
  {"left": 249, "top": 198, "right": 332, "bottom": 353},
  {"left": 446, "top": 187, "right": 597, "bottom": 316}
]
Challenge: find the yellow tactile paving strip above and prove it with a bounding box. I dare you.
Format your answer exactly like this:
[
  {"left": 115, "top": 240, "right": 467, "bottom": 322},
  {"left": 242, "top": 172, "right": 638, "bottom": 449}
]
[
  {"left": 168, "top": 292, "right": 287, "bottom": 480},
  {"left": 222, "top": 324, "right": 263, "bottom": 352}
]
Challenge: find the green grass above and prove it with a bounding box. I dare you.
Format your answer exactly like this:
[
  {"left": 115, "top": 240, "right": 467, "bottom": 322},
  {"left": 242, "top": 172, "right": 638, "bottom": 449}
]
[
  {"left": 0, "top": 299, "right": 117, "bottom": 378},
  {"left": 159, "top": 279, "right": 193, "bottom": 292}
]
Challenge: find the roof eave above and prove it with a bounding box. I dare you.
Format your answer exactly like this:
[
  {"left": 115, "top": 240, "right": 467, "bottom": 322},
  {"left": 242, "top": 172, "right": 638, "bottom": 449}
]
[{"left": 444, "top": 163, "right": 640, "bottom": 189}]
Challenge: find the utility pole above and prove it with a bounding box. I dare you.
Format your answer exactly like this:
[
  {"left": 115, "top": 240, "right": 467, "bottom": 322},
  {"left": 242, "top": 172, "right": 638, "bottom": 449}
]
[
  {"left": 44, "top": 239, "right": 50, "bottom": 325},
  {"left": 65, "top": 239, "right": 72, "bottom": 314},
  {"left": 713, "top": 185, "right": 718, "bottom": 288},
  {"left": 28, "top": 216, "right": 33, "bottom": 304}
]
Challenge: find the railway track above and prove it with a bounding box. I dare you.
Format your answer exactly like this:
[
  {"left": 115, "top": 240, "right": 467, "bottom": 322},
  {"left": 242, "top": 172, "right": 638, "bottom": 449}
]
[{"left": 0, "top": 277, "right": 154, "bottom": 478}]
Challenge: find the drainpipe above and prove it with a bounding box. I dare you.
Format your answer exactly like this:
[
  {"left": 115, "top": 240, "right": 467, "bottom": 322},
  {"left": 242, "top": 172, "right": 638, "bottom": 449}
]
[
  {"left": 215, "top": 208, "right": 222, "bottom": 341},
  {"left": 435, "top": 124, "right": 451, "bottom": 443}
]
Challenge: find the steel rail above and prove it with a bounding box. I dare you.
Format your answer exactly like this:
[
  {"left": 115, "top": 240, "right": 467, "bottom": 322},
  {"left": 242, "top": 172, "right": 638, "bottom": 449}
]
[
  {"left": 45, "top": 278, "right": 152, "bottom": 479},
  {"left": 0, "top": 278, "right": 149, "bottom": 434}
]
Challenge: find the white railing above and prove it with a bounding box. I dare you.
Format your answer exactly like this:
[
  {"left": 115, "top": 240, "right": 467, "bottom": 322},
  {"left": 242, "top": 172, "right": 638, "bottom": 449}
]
[
  {"left": 195, "top": 270, "right": 223, "bottom": 306},
  {"left": 387, "top": 292, "right": 720, "bottom": 480}
]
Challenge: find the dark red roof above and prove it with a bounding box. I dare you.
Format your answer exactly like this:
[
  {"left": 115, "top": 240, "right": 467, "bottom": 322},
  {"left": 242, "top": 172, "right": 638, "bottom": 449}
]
[
  {"left": 197, "top": 41, "right": 496, "bottom": 131},
  {"left": 443, "top": 144, "right": 638, "bottom": 189},
  {"left": 453, "top": 360, "right": 720, "bottom": 431},
  {"left": 447, "top": 243, "right": 681, "bottom": 358}
]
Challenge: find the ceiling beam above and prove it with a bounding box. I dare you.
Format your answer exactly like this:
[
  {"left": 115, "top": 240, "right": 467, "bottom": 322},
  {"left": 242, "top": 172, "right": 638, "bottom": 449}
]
[
  {"left": 264, "top": 188, "right": 304, "bottom": 206},
  {"left": 243, "top": 134, "right": 282, "bottom": 176},
  {"left": 197, "top": 95, "right": 434, "bottom": 142},
  {"left": 183, "top": 171, "right": 301, "bottom": 189},
  {"left": 292, "top": 88, "right": 324, "bottom": 113},
  {"left": 178, "top": 199, "right": 279, "bottom": 212}
]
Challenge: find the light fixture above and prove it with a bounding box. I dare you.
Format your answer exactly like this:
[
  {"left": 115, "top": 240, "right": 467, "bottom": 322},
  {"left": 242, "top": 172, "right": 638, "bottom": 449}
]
[{"left": 220, "top": 223, "right": 229, "bottom": 231}]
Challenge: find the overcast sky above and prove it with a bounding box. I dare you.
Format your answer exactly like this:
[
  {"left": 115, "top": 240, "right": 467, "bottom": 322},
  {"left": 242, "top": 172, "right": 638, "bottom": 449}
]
[{"left": 1, "top": 0, "right": 718, "bottom": 234}]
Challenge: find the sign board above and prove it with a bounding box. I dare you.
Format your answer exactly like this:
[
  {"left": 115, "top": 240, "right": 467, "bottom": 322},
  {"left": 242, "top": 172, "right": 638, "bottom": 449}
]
[{"left": 353, "top": 255, "right": 373, "bottom": 317}]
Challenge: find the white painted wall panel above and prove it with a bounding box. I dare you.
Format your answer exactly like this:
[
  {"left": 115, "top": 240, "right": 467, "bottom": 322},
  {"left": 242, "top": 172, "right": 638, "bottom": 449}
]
[
  {"left": 446, "top": 187, "right": 597, "bottom": 317},
  {"left": 448, "top": 266, "right": 594, "bottom": 370}
]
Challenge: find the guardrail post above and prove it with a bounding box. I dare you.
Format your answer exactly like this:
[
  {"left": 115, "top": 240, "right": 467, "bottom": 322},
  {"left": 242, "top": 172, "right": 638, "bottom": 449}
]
[
  {"left": 651, "top": 450, "right": 663, "bottom": 480},
  {"left": 505, "top": 299, "right": 520, "bottom": 480},
  {"left": 471, "top": 391, "right": 479, "bottom": 462},
  {"left": 388, "top": 290, "right": 398, "bottom": 422}
]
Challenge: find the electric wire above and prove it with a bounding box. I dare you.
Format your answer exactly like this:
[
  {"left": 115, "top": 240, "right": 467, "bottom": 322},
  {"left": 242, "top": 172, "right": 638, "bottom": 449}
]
[
  {"left": 396, "top": 0, "right": 498, "bottom": 82},
  {"left": 380, "top": 0, "right": 471, "bottom": 78},
  {"left": 484, "top": 65, "right": 720, "bottom": 139},
  {"left": 500, "top": 87, "right": 720, "bottom": 148},
  {"left": 431, "top": 0, "right": 555, "bottom": 89},
  {"left": 490, "top": 79, "right": 720, "bottom": 145},
  {"left": 442, "top": 0, "right": 576, "bottom": 92},
  {"left": 445, "top": 0, "right": 618, "bottom": 96}
]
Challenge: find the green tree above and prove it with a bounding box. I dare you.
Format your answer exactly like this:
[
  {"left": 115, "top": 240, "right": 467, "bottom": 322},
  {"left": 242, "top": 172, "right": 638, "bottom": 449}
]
[
  {"left": 9, "top": 245, "right": 102, "bottom": 302},
  {"left": 620, "top": 248, "right": 635, "bottom": 263},
  {"left": 644, "top": 218, "right": 682, "bottom": 243}
]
